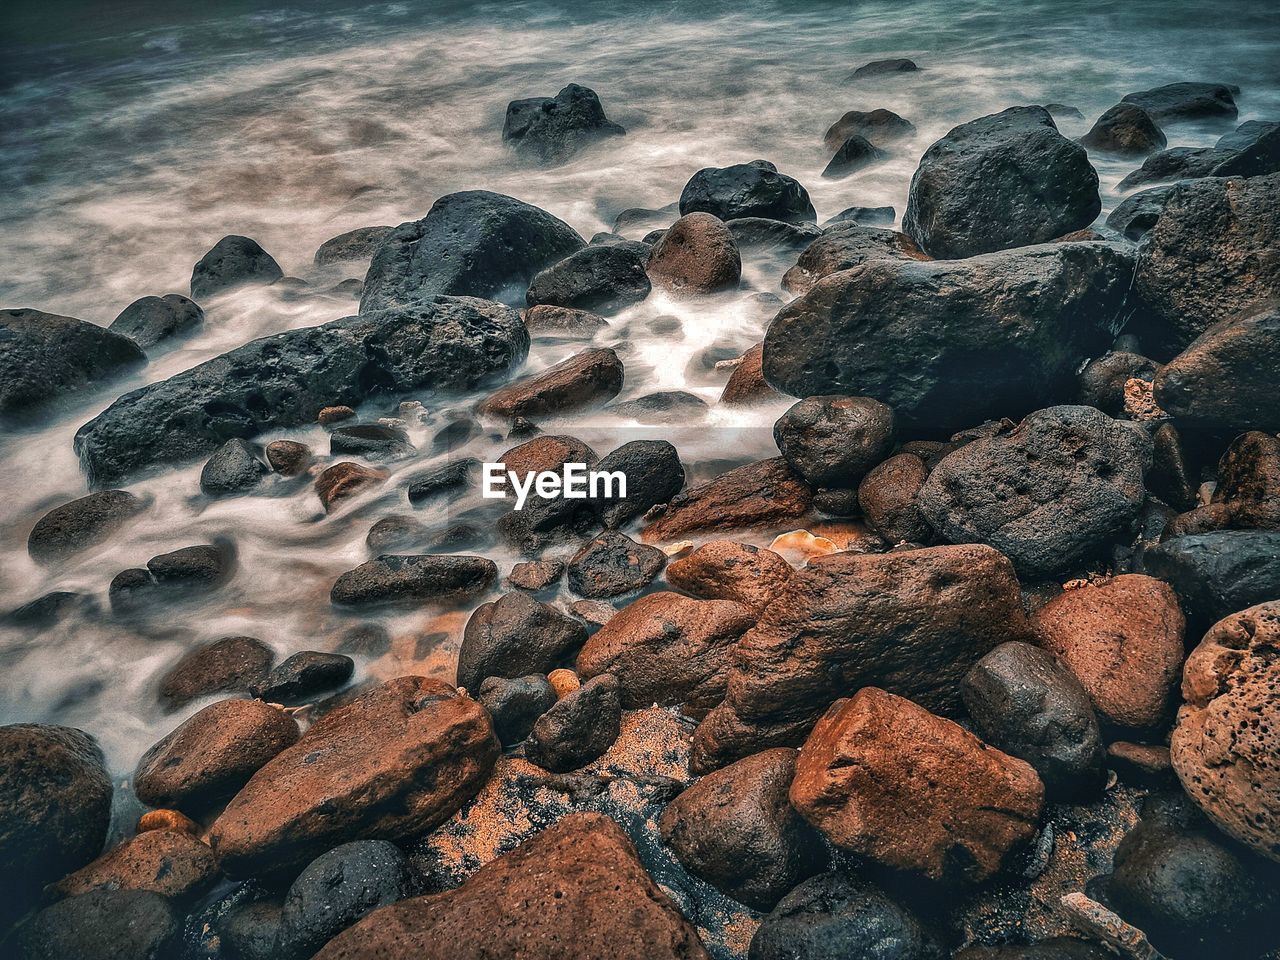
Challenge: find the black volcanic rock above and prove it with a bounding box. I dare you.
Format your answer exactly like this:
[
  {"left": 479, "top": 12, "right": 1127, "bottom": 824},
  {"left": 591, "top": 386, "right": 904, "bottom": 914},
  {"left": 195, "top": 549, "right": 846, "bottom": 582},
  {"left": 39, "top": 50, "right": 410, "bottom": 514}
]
[
  {"left": 679, "top": 160, "right": 816, "bottom": 224},
  {"left": 1121, "top": 81, "right": 1238, "bottom": 123},
  {"left": 190, "top": 235, "right": 283, "bottom": 300},
  {"left": 525, "top": 244, "right": 650, "bottom": 315},
  {"left": 822, "top": 135, "right": 887, "bottom": 179},
  {"left": 109, "top": 294, "right": 204, "bottom": 349},
  {"left": 1106, "top": 185, "right": 1174, "bottom": 241},
  {"left": 1080, "top": 103, "right": 1166, "bottom": 156},
  {"left": 502, "top": 83, "right": 625, "bottom": 165}
]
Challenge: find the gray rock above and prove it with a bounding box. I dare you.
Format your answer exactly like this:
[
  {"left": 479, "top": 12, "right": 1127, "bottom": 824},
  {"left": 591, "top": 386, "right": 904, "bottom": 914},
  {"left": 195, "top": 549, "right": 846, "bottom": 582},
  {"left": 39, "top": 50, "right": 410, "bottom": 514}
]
[
  {"left": 1142, "top": 530, "right": 1280, "bottom": 626},
  {"left": 679, "top": 159, "right": 816, "bottom": 224},
  {"left": 477, "top": 675, "right": 557, "bottom": 746},
  {"left": 591, "top": 439, "right": 686, "bottom": 529},
  {"left": 1117, "top": 146, "right": 1235, "bottom": 190},
  {"left": 457, "top": 592, "right": 586, "bottom": 692},
  {"left": 15, "top": 889, "right": 179, "bottom": 960},
  {"left": 313, "top": 226, "right": 394, "bottom": 266},
  {"left": 1105, "top": 185, "right": 1174, "bottom": 240},
  {"left": 253, "top": 651, "right": 354, "bottom": 704},
  {"left": 1079, "top": 103, "right": 1166, "bottom": 156},
  {"left": 1216, "top": 120, "right": 1280, "bottom": 152},
  {"left": 1121, "top": 81, "right": 1238, "bottom": 122},
  {"left": 330, "top": 423, "right": 415, "bottom": 461},
  {"left": 525, "top": 244, "right": 650, "bottom": 315},
  {"left": 725, "top": 217, "right": 822, "bottom": 252},
  {"left": 200, "top": 438, "right": 268, "bottom": 496},
  {"left": 567, "top": 531, "right": 667, "bottom": 599},
  {"left": 525, "top": 674, "right": 622, "bottom": 773},
  {"left": 822, "top": 135, "right": 887, "bottom": 179},
  {"left": 330, "top": 554, "right": 497, "bottom": 608},
  {"left": 780, "top": 222, "right": 924, "bottom": 295},
  {"left": 502, "top": 83, "right": 625, "bottom": 165},
  {"left": 190, "top": 235, "right": 283, "bottom": 300},
  {"left": 773, "top": 395, "right": 895, "bottom": 488},
  {"left": 823, "top": 205, "right": 895, "bottom": 226},
  {"left": 108, "top": 294, "right": 204, "bottom": 348},
  {"left": 27, "top": 490, "right": 147, "bottom": 564},
  {"left": 1211, "top": 124, "right": 1280, "bottom": 178},
  {"left": 822, "top": 109, "right": 914, "bottom": 150},
  {"left": 849, "top": 58, "right": 919, "bottom": 79}
]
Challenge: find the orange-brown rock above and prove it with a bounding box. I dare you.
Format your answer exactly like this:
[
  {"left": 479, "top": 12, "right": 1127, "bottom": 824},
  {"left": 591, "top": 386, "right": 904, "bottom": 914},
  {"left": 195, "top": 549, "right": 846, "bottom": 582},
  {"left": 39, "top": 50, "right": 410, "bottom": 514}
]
[
  {"left": 857, "top": 452, "right": 932, "bottom": 544},
  {"left": 1171, "top": 601, "right": 1280, "bottom": 862},
  {"left": 497, "top": 434, "right": 597, "bottom": 478},
  {"left": 576, "top": 591, "right": 755, "bottom": 711},
  {"left": 665, "top": 539, "right": 793, "bottom": 609},
  {"left": 313, "top": 812, "right": 709, "bottom": 960},
  {"left": 209, "top": 677, "right": 498, "bottom": 877},
  {"left": 315, "top": 461, "right": 386, "bottom": 512},
  {"left": 136, "top": 810, "right": 200, "bottom": 836},
  {"left": 49, "top": 829, "right": 217, "bottom": 902},
  {"left": 155, "top": 635, "right": 275, "bottom": 711},
  {"left": 641, "top": 458, "right": 811, "bottom": 543},
  {"left": 646, "top": 213, "right": 742, "bottom": 295},
  {"left": 1032, "top": 574, "right": 1185, "bottom": 728},
  {"left": 719, "top": 344, "right": 784, "bottom": 406},
  {"left": 478, "top": 348, "right": 623, "bottom": 419},
  {"left": 781, "top": 224, "right": 926, "bottom": 296},
  {"left": 790, "top": 688, "right": 1044, "bottom": 882}
]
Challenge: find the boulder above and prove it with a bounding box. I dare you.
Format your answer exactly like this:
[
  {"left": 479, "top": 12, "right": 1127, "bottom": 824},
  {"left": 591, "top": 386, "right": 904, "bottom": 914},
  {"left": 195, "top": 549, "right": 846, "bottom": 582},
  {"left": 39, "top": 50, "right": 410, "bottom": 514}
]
[
  {"left": 155, "top": 635, "right": 274, "bottom": 710},
  {"left": 209, "top": 678, "right": 498, "bottom": 877},
  {"left": 773, "top": 395, "right": 894, "bottom": 488},
  {"left": 316, "top": 462, "right": 386, "bottom": 512},
  {"left": 49, "top": 829, "right": 217, "bottom": 902},
  {"left": 15, "top": 889, "right": 179, "bottom": 960},
  {"left": 641, "top": 458, "right": 811, "bottom": 543},
  {"left": 190, "top": 235, "right": 283, "bottom": 299},
  {"left": 780, "top": 223, "right": 926, "bottom": 296},
  {"left": 525, "top": 244, "right": 650, "bottom": 314},
  {"left": 200, "top": 438, "right": 268, "bottom": 496},
  {"left": 679, "top": 159, "right": 816, "bottom": 224},
  {"left": 1165, "top": 430, "right": 1280, "bottom": 535},
  {"left": 592, "top": 439, "right": 686, "bottom": 528},
  {"left": 507, "top": 559, "right": 563, "bottom": 591},
  {"left": 606, "top": 390, "right": 708, "bottom": 422},
  {"left": 762, "top": 242, "right": 1136, "bottom": 432},
  {"left": 525, "top": 675, "right": 622, "bottom": 772},
  {"left": 789, "top": 688, "right": 1044, "bottom": 882},
  {"left": 1142, "top": 530, "right": 1280, "bottom": 625},
  {"left": 849, "top": 58, "right": 919, "bottom": 79},
  {"left": 360, "top": 191, "right": 584, "bottom": 311},
  {"left": 822, "top": 108, "right": 915, "bottom": 150},
  {"left": 478, "top": 347, "right": 623, "bottom": 418},
  {"left": 724, "top": 217, "right": 821, "bottom": 252},
  {"left": 822, "top": 135, "right": 887, "bottom": 178},
  {"left": 252, "top": 651, "right": 354, "bottom": 704},
  {"left": 27, "top": 490, "right": 146, "bottom": 565},
  {"left": 476, "top": 675, "right": 557, "bottom": 746},
  {"left": 523, "top": 303, "right": 609, "bottom": 339},
  {"left": 502, "top": 83, "right": 625, "bottom": 164},
  {"left": 313, "top": 225, "right": 394, "bottom": 266},
  {"left": 824, "top": 204, "right": 896, "bottom": 226},
  {"left": 331, "top": 555, "right": 497, "bottom": 608},
  {"left": 566, "top": 531, "right": 666, "bottom": 598},
  {"left": 857, "top": 452, "right": 932, "bottom": 544},
  {"left": 1212, "top": 123, "right": 1280, "bottom": 178},
  {"left": 1117, "top": 145, "right": 1235, "bottom": 190},
  {"left": 720, "top": 343, "right": 784, "bottom": 406},
  {"left": 330, "top": 423, "right": 414, "bottom": 460},
  {"left": 406, "top": 458, "right": 475, "bottom": 506},
  {"left": 109, "top": 541, "right": 237, "bottom": 613},
  {"left": 646, "top": 213, "right": 742, "bottom": 294},
  {"left": 1105, "top": 184, "right": 1173, "bottom": 240},
  {"left": 665, "top": 540, "right": 793, "bottom": 610},
  {"left": 264, "top": 439, "right": 311, "bottom": 475},
  {"left": 1079, "top": 103, "right": 1166, "bottom": 156},
  {"left": 75, "top": 297, "right": 529, "bottom": 485},
  {"left": 1218, "top": 120, "right": 1280, "bottom": 152},
  {"left": 108, "top": 294, "right": 204, "bottom": 348},
  {"left": 1121, "top": 81, "right": 1238, "bottom": 122},
  {"left": 902, "top": 106, "right": 1100, "bottom": 259},
  {"left": 457, "top": 591, "right": 587, "bottom": 691}
]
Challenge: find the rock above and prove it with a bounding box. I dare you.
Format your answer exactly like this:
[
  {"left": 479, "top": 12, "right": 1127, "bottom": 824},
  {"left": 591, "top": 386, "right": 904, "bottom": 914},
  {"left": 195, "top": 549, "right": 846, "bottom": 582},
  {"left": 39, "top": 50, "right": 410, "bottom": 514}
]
[
  {"left": 318, "top": 405, "right": 356, "bottom": 424},
  {"left": 477, "top": 675, "right": 557, "bottom": 746},
  {"left": 0, "top": 308, "right": 145, "bottom": 421},
  {"left": 328, "top": 423, "right": 413, "bottom": 461},
  {"left": 1116, "top": 145, "right": 1234, "bottom": 190},
  {"left": 1166, "top": 430, "right": 1280, "bottom": 535},
  {"left": 1080, "top": 103, "right": 1166, "bottom": 156},
  {"left": 523, "top": 303, "right": 609, "bottom": 339},
  {"left": 1108, "top": 742, "right": 1174, "bottom": 788},
  {"left": 314, "top": 225, "right": 394, "bottom": 266},
  {"left": 216, "top": 899, "right": 283, "bottom": 960},
  {"left": 857, "top": 453, "right": 932, "bottom": 544},
  {"left": 748, "top": 873, "right": 943, "bottom": 960},
  {"left": 576, "top": 592, "right": 755, "bottom": 710},
  {"left": 641, "top": 458, "right": 811, "bottom": 543},
  {"left": 210, "top": 678, "right": 497, "bottom": 877},
  {"left": 692, "top": 544, "right": 1031, "bottom": 771},
  {"left": 903, "top": 107, "right": 1100, "bottom": 259},
  {"left": 109, "top": 541, "right": 237, "bottom": 613},
  {"left": 1135, "top": 173, "right": 1280, "bottom": 349},
  {"left": 456, "top": 591, "right": 586, "bottom": 692},
  {"left": 526, "top": 674, "right": 623, "bottom": 772},
  {"left": 849, "top": 57, "right": 919, "bottom": 79},
  {"left": 315, "top": 812, "right": 707, "bottom": 960},
  {"left": 331, "top": 555, "right": 497, "bottom": 608},
  {"left": 1142, "top": 530, "right": 1280, "bottom": 625},
  {"left": 1105, "top": 185, "right": 1174, "bottom": 241},
  {"left": 200, "top": 438, "right": 268, "bottom": 496},
  {"left": 660, "top": 748, "right": 825, "bottom": 911},
  {"left": 567, "top": 532, "right": 667, "bottom": 598},
  {"left": 0, "top": 725, "right": 113, "bottom": 932},
  {"left": 961, "top": 642, "right": 1105, "bottom": 798},
  {"left": 155, "top": 635, "right": 275, "bottom": 710},
  {"left": 2, "top": 591, "right": 94, "bottom": 629},
  {"left": 665, "top": 540, "right": 793, "bottom": 610},
  {"left": 491, "top": 436, "right": 601, "bottom": 554},
  {"left": 1121, "top": 81, "right": 1238, "bottom": 122},
  {"left": 821, "top": 135, "right": 887, "bottom": 179},
  {"left": 264, "top": 439, "right": 311, "bottom": 475},
  {"left": 76, "top": 297, "right": 528, "bottom": 485},
  {"left": 1076, "top": 351, "right": 1159, "bottom": 414},
  {"left": 1217, "top": 120, "right": 1280, "bottom": 152},
  {"left": 724, "top": 218, "right": 821, "bottom": 252},
  {"left": 360, "top": 191, "right": 584, "bottom": 311},
  {"left": 525, "top": 244, "right": 650, "bottom": 314},
  {"left": 1212, "top": 123, "right": 1280, "bottom": 177},
  {"left": 607, "top": 390, "right": 707, "bottom": 422},
  {"left": 478, "top": 347, "right": 623, "bottom": 418},
  {"left": 592, "top": 439, "right": 686, "bottom": 529},
  {"left": 276, "top": 840, "right": 416, "bottom": 959},
  {"left": 780, "top": 223, "right": 926, "bottom": 296},
  {"left": 50, "top": 828, "right": 217, "bottom": 902},
  {"left": 508, "top": 559, "right": 563, "bottom": 591},
  {"left": 502, "top": 83, "right": 625, "bottom": 164},
  {"left": 824, "top": 205, "right": 896, "bottom": 226},
  {"left": 763, "top": 242, "right": 1135, "bottom": 432},
  {"left": 405, "top": 458, "right": 475, "bottom": 507},
  {"left": 190, "top": 235, "right": 283, "bottom": 300},
  {"left": 790, "top": 688, "right": 1044, "bottom": 882},
  {"left": 1155, "top": 306, "right": 1280, "bottom": 432},
  {"left": 720, "top": 343, "right": 783, "bottom": 406},
  {"left": 15, "top": 889, "right": 180, "bottom": 960},
  {"left": 108, "top": 294, "right": 204, "bottom": 348},
  {"left": 253, "top": 651, "right": 354, "bottom": 704},
  {"left": 823, "top": 108, "right": 914, "bottom": 150},
  {"left": 316, "top": 462, "right": 386, "bottom": 512},
  {"left": 134, "top": 698, "right": 300, "bottom": 813},
  {"left": 364, "top": 516, "right": 426, "bottom": 553},
  {"left": 646, "top": 212, "right": 742, "bottom": 295},
  {"left": 679, "top": 160, "right": 816, "bottom": 224},
  {"left": 27, "top": 490, "right": 146, "bottom": 565},
  {"left": 918, "top": 406, "right": 1151, "bottom": 577},
  {"left": 773, "top": 395, "right": 895, "bottom": 488},
  {"left": 1171, "top": 601, "right": 1280, "bottom": 862}
]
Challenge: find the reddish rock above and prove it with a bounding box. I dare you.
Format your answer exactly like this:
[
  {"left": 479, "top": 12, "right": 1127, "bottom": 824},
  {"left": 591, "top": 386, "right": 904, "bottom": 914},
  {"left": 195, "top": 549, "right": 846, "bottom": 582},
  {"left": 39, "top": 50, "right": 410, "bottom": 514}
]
[
  {"left": 264, "top": 439, "right": 311, "bottom": 476},
  {"left": 496, "top": 434, "right": 597, "bottom": 479},
  {"left": 646, "top": 213, "right": 742, "bottom": 295},
  {"left": 665, "top": 539, "right": 793, "bottom": 609},
  {"left": 790, "top": 688, "right": 1045, "bottom": 882},
  {"left": 1032, "top": 575, "right": 1185, "bottom": 728},
  {"left": 330, "top": 554, "right": 497, "bottom": 608},
  {"left": 507, "top": 559, "right": 564, "bottom": 590},
  {"left": 478, "top": 348, "right": 623, "bottom": 419},
  {"left": 209, "top": 677, "right": 499, "bottom": 877},
  {"left": 137, "top": 810, "right": 200, "bottom": 836},
  {"left": 641, "top": 458, "right": 811, "bottom": 543},
  {"left": 1171, "top": 601, "right": 1280, "bottom": 862},
  {"left": 155, "top": 635, "right": 274, "bottom": 711},
  {"left": 1167, "top": 431, "right": 1280, "bottom": 536},
  {"left": 50, "top": 829, "right": 217, "bottom": 902},
  {"left": 719, "top": 344, "right": 784, "bottom": 406},
  {"left": 313, "top": 812, "right": 709, "bottom": 960},
  {"left": 1108, "top": 742, "right": 1174, "bottom": 787},
  {"left": 576, "top": 591, "right": 755, "bottom": 711},
  {"left": 315, "top": 461, "right": 386, "bottom": 512},
  {"left": 318, "top": 405, "right": 356, "bottom": 424},
  {"left": 523, "top": 304, "right": 609, "bottom": 339},
  {"left": 857, "top": 452, "right": 932, "bottom": 544}
]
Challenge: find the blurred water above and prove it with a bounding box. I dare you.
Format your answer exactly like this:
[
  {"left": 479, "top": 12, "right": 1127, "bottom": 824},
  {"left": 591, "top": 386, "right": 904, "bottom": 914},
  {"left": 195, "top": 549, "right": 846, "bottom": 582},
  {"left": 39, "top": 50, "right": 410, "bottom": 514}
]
[{"left": 1, "top": 0, "right": 1277, "bottom": 770}]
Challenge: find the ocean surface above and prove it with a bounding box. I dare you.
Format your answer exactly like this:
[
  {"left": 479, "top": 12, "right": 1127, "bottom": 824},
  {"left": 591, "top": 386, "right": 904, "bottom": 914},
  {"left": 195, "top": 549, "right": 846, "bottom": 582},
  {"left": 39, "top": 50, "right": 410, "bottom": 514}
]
[{"left": 2, "top": 0, "right": 1278, "bottom": 769}]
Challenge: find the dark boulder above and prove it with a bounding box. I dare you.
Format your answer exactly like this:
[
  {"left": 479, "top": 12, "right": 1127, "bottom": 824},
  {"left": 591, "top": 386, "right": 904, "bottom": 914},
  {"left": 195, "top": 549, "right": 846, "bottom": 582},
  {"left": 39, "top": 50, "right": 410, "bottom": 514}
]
[
  {"left": 724, "top": 217, "right": 821, "bottom": 252},
  {"left": 200, "top": 438, "right": 268, "bottom": 496},
  {"left": 313, "top": 225, "right": 394, "bottom": 266},
  {"left": 15, "top": 889, "right": 180, "bottom": 960},
  {"left": 523, "top": 303, "right": 609, "bottom": 339},
  {"left": 1079, "top": 103, "right": 1166, "bottom": 156},
  {"left": 331, "top": 555, "right": 497, "bottom": 608},
  {"left": 190, "top": 235, "right": 283, "bottom": 300},
  {"left": 155, "top": 635, "right": 275, "bottom": 710},
  {"left": 679, "top": 159, "right": 816, "bottom": 224},
  {"left": 457, "top": 591, "right": 586, "bottom": 692},
  {"left": 1117, "top": 146, "right": 1234, "bottom": 190},
  {"left": 525, "top": 244, "right": 650, "bottom": 314},
  {"left": 502, "top": 83, "right": 625, "bottom": 165},
  {"left": 824, "top": 205, "right": 896, "bottom": 226},
  {"left": 27, "top": 490, "right": 147, "bottom": 564},
  {"left": 1217, "top": 120, "right": 1280, "bottom": 152},
  {"left": 525, "top": 674, "right": 622, "bottom": 772},
  {"left": 567, "top": 531, "right": 666, "bottom": 599},
  {"left": 476, "top": 675, "right": 557, "bottom": 746},
  {"left": 849, "top": 58, "right": 919, "bottom": 79},
  {"left": 823, "top": 108, "right": 914, "bottom": 150},
  {"left": 264, "top": 439, "right": 311, "bottom": 476},
  {"left": 607, "top": 390, "right": 707, "bottom": 422},
  {"left": 857, "top": 453, "right": 932, "bottom": 544},
  {"left": 780, "top": 223, "right": 925, "bottom": 295},
  {"left": 773, "top": 395, "right": 895, "bottom": 488},
  {"left": 1142, "top": 530, "right": 1280, "bottom": 625},
  {"left": 253, "top": 651, "right": 354, "bottom": 704},
  {"left": 1121, "top": 81, "right": 1238, "bottom": 122},
  {"left": 592, "top": 439, "right": 686, "bottom": 528},
  {"left": 1105, "top": 184, "right": 1173, "bottom": 241},
  {"left": 110, "top": 542, "right": 237, "bottom": 613},
  {"left": 1211, "top": 123, "right": 1280, "bottom": 178},
  {"left": 108, "top": 294, "right": 204, "bottom": 349},
  {"left": 406, "top": 458, "right": 476, "bottom": 506},
  {"left": 822, "top": 135, "right": 887, "bottom": 179},
  {"left": 330, "top": 423, "right": 415, "bottom": 461}
]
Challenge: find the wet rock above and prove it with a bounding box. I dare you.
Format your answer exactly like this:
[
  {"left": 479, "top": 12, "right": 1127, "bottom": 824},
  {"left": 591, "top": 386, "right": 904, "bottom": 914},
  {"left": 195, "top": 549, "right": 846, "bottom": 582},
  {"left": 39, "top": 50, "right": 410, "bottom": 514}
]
[
  {"left": 405, "top": 458, "right": 475, "bottom": 506},
  {"left": 646, "top": 212, "right": 742, "bottom": 295},
  {"left": 492, "top": 436, "right": 601, "bottom": 554},
  {"left": 365, "top": 516, "right": 427, "bottom": 553},
  {"left": 216, "top": 898, "right": 283, "bottom": 960},
  {"left": 641, "top": 457, "right": 811, "bottom": 542},
  {"left": 110, "top": 541, "right": 237, "bottom": 613},
  {"left": 525, "top": 675, "right": 623, "bottom": 772},
  {"left": 1121, "top": 81, "right": 1238, "bottom": 122},
  {"left": 1107, "top": 742, "right": 1174, "bottom": 788},
  {"left": 331, "top": 555, "right": 497, "bottom": 608},
  {"left": 457, "top": 591, "right": 587, "bottom": 691},
  {"left": 660, "top": 748, "right": 826, "bottom": 910},
  {"left": 692, "top": 544, "right": 1031, "bottom": 770},
  {"left": 316, "top": 462, "right": 386, "bottom": 512},
  {"left": 1076, "top": 351, "right": 1159, "bottom": 414},
  {"left": 607, "top": 390, "right": 708, "bottom": 422},
  {"left": 27, "top": 490, "right": 146, "bottom": 565},
  {"left": 823, "top": 108, "right": 914, "bottom": 150},
  {"left": 1142, "top": 530, "right": 1280, "bottom": 625},
  {"left": 329, "top": 423, "right": 414, "bottom": 460},
  {"left": 961, "top": 642, "right": 1105, "bottom": 798},
  {"left": 156, "top": 635, "right": 275, "bottom": 710},
  {"left": 576, "top": 592, "right": 755, "bottom": 710},
  {"left": 477, "top": 675, "right": 557, "bottom": 746},
  {"left": 567, "top": 531, "right": 666, "bottom": 598},
  {"left": 1217, "top": 120, "right": 1280, "bottom": 152},
  {"left": 478, "top": 347, "right": 623, "bottom": 418},
  {"left": 210, "top": 678, "right": 497, "bottom": 877},
  {"left": 763, "top": 243, "right": 1135, "bottom": 432},
  {"left": 679, "top": 159, "right": 816, "bottom": 224},
  {"left": 748, "top": 872, "right": 943, "bottom": 960},
  {"left": 1105, "top": 184, "right": 1173, "bottom": 240},
  {"left": 790, "top": 688, "right": 1044, "bottom": 882},
  {"left": 1212, "top": 123, "right": 1280, "bottom": 177},
  {"left": 665, "top": 539, "right": 793, "bottom": 610},
  {"left": 50, "top": 828, "right": 217, "bottom": 902},
  {"left": 15, "top": 889, "right": 179, "bottom": 960},
  {"left": 1166, "top": 430, "right": 1280, "bottom": 535},
  {"left": 903, "top": 107, "right": 1100, "bottom": 259},
  {"left": 824, "top": 204, "right": 896, "bottom": 226},
  {"left": 361, "top": 191, "right": 583, "bottom": 310},
  {"left": 822, "top": 135, "right": 887, "bottom": 179},
  {"left": 0, "top": 308, "right": 145, "bottom": 421},
  {"left": 1116, "top": 145, "right": 1233, "bottom": 190},
  {"left": 0, "top": 724, "right": 113, "bottom": 932},
  {"left": 525, "top": 245, "right": 650, "bottom": 315},
  {"left": 2, "top": 590, "right": 94, "bottom": 629},
  {"left": 857, "top": 453, "right": 932, "bottom": 544},
  {"left": 773, "top": 395, "right": 895, "bottom": 488},
  {"left": 264, "top": 439, "right": 311, "bottom": 475},
  {"left": 200, "top": 438, "right": 268, "bottom": 496},
  {"left": 335, "top": 623, "right": 392, "bottom": 658},
  {"left": 592, "top": 439, "right": 686, "bottom": 528},
  {"left": 1171, "top": 600, "right": 1280, "bottom": 862},
  {"left": 276, "top": 840, "right": 416, "bottom": 960},
  {"left": 508, "top": 559, "right": 563, "bottom": 591},
  {"left": 108, "top": 294, "right": 204, "bottom": 349},
  {"left": 1080, "top": 102, "right": 1166, "bottom": 156},
  {"left": 134, "top": 698, "right": 300, "bottom": 813},
  {"left": 253, "top": 651, "right": 354, "bottom": 704},
  {"left": 850, "top": 57, "right": 919, "bottom": 79},
  {"left": 77, "top": 297, "right": 528, "bottom": 485},
  {"left": 1134, "top": 172, "right": 1280, "bottom": 349},
  {"left": 724, "top": 217, "right": 821, "bottom": 252},
  {"left": 780, "top": 222, "right": 926, "bottom": 295},
  {"left": 919, "top": 406, "right": 1151, "bottom": 577},
  {"left": 523, "top": 303, "right": 609, "bottom": 338},
  {"left": 503, "top": 83, "right": 625, "bottom": 164},
  {"left": 313, "top": 225, "right": 394, "bottom": 266},
  {"left": 720, "top": 343, "right": 784, "bottom": 406},
  {"left": 189, "top": 234, "right": 283, "bottom": 300}
]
